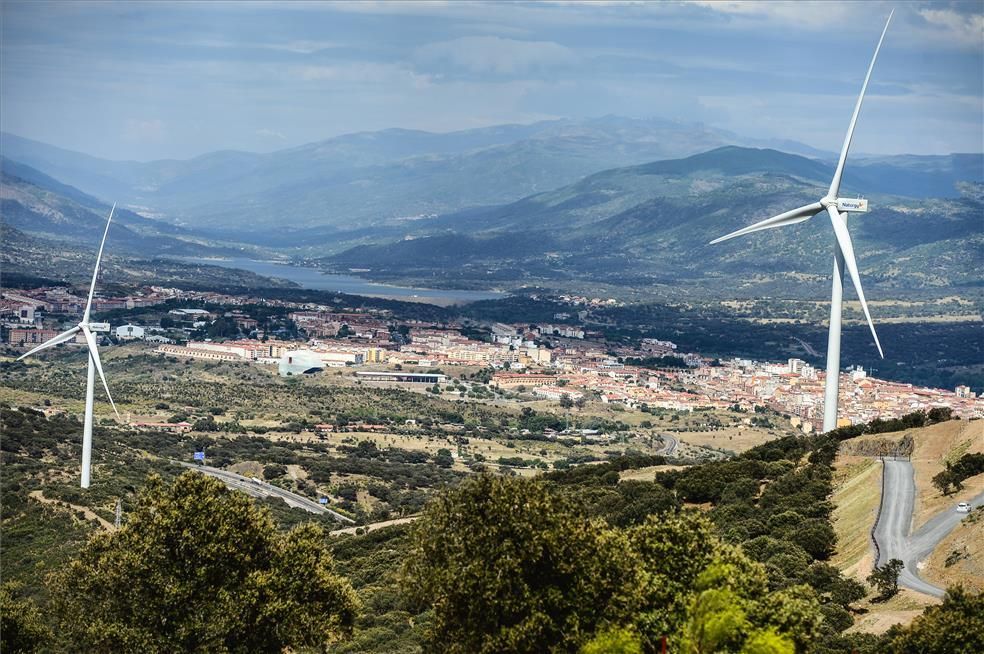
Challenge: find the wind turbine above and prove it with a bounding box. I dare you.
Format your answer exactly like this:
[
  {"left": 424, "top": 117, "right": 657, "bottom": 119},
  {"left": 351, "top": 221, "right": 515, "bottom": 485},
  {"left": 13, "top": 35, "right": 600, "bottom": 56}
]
[
  {"left": 709, "top": 12, "right": 892, "bottom": 433},
  {"left": 18, "top": 204, "right": 120, "bottom": 488}
]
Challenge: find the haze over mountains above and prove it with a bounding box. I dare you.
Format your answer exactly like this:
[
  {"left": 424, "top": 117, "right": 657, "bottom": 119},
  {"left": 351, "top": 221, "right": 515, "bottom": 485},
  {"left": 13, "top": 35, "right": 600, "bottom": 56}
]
[{"left": 2, "top": 116, "right": 982, "bottom": 296}]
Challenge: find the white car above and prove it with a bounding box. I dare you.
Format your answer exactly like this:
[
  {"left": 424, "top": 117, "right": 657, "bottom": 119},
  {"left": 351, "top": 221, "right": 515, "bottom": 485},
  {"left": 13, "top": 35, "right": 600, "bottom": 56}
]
[{"left": 956, "top": 502, "right": 971, "bottom": 513}]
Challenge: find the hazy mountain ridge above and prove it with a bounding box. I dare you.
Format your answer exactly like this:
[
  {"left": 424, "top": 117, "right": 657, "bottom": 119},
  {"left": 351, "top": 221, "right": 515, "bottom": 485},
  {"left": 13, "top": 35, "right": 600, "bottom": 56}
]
[
  {"left": 12, "top": 117, "right": 978, "bottom": 234},
  {"left": 324, "top": 147, "right": 984, "bottom": 294},
  {"left": 0, "top": 160, "right": 250, "bottom": 258},
  {"left": 2, "top": 135, "right": 981, "bottom": 298}
]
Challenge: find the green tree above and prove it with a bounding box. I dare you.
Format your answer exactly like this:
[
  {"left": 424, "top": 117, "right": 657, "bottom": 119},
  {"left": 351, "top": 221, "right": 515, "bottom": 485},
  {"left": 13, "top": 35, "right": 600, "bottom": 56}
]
[
  {"left": 885, "top": 586, "right": 984, "bottom": 653},
  {"left": 580, "top": 627, "right": 643, "bottom": 654},
  {"left": 0, "top": 582, "right": 51, "bottom": 653},
  {"left": 868, "top": 559, "right": 904, "bottom": 601},
  {"left": 404, "top": 477, "right": 822, "bottom": 654},
  {"left": 48, "top": 472, "right": 357, "bottom": 653},
  {"left": 403, "top": 475, "right": 639, "bottom": 654},
  {"left": 932, "top": 468, "right": 962, "bottom": 496},
  {"left": 262, "top": 463, "right": 287, "bottom": 480},
  {"left": 433, "top": 448, "right": 454, "bottom": 468}
]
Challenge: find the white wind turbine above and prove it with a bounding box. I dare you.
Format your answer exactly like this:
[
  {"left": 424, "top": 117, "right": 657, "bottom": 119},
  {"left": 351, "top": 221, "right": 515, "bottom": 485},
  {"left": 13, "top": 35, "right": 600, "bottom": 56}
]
[
  {"left": 18, "top": 204, "right": 120, "bottom": 487},
  {"left": 710, "top": 12, "right": 893, "bottom": 433}
]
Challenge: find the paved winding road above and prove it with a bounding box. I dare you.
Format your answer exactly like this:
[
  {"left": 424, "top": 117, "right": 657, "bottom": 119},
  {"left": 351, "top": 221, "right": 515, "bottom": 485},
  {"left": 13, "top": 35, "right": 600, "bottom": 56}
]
[
  {"left": 873, "top": 458, "right": 984, "bottom": 598},
  {"left": 658, "top": 434, "right": 678, "bottom": 456},
  {"left": 179, "top": 462, "right": 355, "bottom": 524}
]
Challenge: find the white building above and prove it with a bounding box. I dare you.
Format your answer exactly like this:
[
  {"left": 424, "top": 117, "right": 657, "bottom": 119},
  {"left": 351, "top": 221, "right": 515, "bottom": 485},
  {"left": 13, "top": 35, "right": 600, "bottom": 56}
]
[
  {"left": 279, "top": 350, "right": 326, "bottom": 376},
  {"left": 115, "top": 324, "right": 145, "bottom": 340}
]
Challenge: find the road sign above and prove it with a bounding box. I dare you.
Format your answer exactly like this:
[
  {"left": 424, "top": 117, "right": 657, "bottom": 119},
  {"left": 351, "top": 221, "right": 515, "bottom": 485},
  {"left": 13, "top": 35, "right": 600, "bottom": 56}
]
[
  {"left": 193, "top": 451, "right": 205, "bottom": 461},
  {"left": 319, "top": 497, "right": 328, "bottom": 505},
  {"left": 88, "top": 322, "right": 111, "bottom": 332}
]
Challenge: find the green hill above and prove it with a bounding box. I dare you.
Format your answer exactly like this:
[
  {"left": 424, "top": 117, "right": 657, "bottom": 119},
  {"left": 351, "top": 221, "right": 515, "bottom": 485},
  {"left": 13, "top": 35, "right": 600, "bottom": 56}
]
[{"left": 326, "top": 147, "right": 984, "bottom": 296}]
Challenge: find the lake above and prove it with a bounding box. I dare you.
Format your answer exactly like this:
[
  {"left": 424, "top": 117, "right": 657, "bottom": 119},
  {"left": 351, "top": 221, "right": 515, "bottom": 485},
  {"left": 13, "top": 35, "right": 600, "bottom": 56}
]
[{"left": 195, "top": 258, "right": 505, "bottom": 305}]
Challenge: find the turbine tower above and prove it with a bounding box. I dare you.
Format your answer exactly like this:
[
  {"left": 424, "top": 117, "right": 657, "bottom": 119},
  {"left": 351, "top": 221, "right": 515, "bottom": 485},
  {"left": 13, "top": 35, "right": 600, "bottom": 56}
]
[
  {"left": 18, "top": 204, "right": 120, "bottom": 487},
  {"left": 710, "top": 12, "right": 892, "bottom": 433}
]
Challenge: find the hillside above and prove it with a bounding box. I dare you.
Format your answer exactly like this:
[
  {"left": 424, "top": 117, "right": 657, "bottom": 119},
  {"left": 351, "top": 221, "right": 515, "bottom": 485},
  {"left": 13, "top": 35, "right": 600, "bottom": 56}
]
[
  {"left": 0, "top": 158, "right": 252, "bottom": 259},
  {"left": 326, "top": 146, "right": 984, "bottom": 295},
  {"left": 3, "top": 119, "right": 980, "bottom": 235},
  {"left": 830, "top": 419, "right": 984, "bottom": 635},
  {"left": 832, "top": 419, "right": 984, "bottom": 590}
]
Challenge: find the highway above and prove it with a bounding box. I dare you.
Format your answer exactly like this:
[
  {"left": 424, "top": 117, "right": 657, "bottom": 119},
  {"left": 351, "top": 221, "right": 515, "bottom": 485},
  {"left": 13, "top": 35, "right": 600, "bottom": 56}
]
[
  {"left": 658, "top": 434, "right": 678, "bottom": 456},
  {"left": 873, "top": 458, "right": 984, "bottom": 598},
  {"left": 178, "top": 462, "right": 355, "bottom": 524}
]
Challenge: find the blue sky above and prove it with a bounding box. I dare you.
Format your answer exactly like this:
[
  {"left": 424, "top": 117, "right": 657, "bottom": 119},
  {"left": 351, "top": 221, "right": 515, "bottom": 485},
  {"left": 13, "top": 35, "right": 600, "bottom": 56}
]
[{"left": 2, "top": 1, "right": 981, "bottom": 160}]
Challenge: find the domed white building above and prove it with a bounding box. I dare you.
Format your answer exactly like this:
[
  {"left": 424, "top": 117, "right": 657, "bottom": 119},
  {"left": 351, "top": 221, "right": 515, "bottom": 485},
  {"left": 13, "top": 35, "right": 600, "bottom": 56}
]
[{"left": 278, "top": 350, "right": 325, "bottom": 376}]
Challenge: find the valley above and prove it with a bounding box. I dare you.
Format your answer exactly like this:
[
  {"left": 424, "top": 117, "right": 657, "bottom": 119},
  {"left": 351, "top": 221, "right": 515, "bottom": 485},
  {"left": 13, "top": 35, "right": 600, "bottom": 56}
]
[{"left": 3, "top": 2, "right": 983, "bottom": 651}]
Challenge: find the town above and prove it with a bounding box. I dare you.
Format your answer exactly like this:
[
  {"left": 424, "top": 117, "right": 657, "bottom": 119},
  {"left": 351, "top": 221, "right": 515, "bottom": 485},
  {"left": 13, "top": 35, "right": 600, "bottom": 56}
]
[{"left": 5, "top": 283, "right": 981, "bottom": 435}]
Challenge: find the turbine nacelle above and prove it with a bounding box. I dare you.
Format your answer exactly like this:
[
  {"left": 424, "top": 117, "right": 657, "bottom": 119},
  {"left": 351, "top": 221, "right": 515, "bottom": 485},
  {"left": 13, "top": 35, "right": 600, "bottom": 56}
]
[
  {"left": 835, "top": 198, "right": 869, "bottom": 213},
  {"left": 821, "top": 196, "right": 869, "bottom": 212}
]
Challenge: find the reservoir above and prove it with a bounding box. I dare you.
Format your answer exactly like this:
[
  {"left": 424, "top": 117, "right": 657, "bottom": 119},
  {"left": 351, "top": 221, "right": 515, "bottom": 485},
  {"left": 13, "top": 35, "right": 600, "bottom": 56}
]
[{"left": 197, "top": 257, "right": 505, "bottom": 305}]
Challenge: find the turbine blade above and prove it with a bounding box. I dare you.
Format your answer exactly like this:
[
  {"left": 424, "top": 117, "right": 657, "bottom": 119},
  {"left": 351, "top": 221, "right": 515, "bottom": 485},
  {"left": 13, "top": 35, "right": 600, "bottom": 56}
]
[
  {"left": 16, "top": 326, "right": 81, "bottom": 360},
  {"left": 826, "top": 206, "right": 883, "bottom": 358},
  {"left": 709, "top": 202, "right": 823, "bottom": 245},
  {"left": 828, "top": 10, "right": 893, "bottom": 199},
  {"left": 83, "top": 203, "right": 116, "bottom": 324},
  {"left": 81, "top": 325, "right": 121, "bottom": 419}
]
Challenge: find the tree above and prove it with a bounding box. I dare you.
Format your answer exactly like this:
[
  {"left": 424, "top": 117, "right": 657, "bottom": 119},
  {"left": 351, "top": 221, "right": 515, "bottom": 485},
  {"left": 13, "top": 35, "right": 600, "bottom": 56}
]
[
  {"left": 885, "top": 586, "right": 984, "bottom": 653},
  {"left": 868, "top": 559, "right": 904, "bottom": 601},
  {"left": 48, "top": 472, "right": 357, "bottom": 653},
  {"left": 263, "top": 463, "right": 287, "bottom": 480},
  {"left": 404, "top": 476, "right": 822, "bottom": 654},
  {"left": 403, "top": 475, "right": 639, "bottom": 653},
  {"left": 433, "top": 448, "right": 454, "bottom": 468},
  {"left": 580, "top": 627, "right": 642, "bottom": 654},
  {"left": 0, "top": 582, "right": 51, "bottom": 653},
  {"left": 933, "top": 468, "right": 962, "bottom": 496}
]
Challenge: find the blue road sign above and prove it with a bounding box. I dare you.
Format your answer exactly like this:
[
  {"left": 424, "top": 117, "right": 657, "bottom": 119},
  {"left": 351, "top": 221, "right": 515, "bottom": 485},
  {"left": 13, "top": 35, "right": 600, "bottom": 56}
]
[
  {"left": 193, "top": 451, "right": 205, "bottom": 461},
  {"left": 318, "top": 497, "right": 328, "bottom": 505}
]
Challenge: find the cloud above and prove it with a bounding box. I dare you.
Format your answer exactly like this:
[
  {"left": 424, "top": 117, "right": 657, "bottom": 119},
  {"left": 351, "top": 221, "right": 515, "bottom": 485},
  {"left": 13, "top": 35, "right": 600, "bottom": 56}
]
[
  {"left": 919, "top": 8, "right": 984, "bottom": 49},
  {"left": 122, "top": 119, "right": 165, "bottom": 143},
  {"left": 256, "top": 128, "right": 286, "bottom": 140},
  {"left": 292, "top": 62, "right": 434, "bottom": 91},
  {"left": 180, "top": 37, "right": 342, "bottom": 54},
  {"left": 415, "top": 36, "right": 577, "bottom": 75},
  {"left": 688, "top": 0, "right": 856, "bottom": 27}
]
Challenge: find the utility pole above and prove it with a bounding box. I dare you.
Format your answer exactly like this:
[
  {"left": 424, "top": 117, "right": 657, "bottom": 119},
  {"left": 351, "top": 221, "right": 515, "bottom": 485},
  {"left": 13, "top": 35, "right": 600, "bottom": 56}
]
[{"left": 114, "top": 498, "right": 122, "bottom": 528}]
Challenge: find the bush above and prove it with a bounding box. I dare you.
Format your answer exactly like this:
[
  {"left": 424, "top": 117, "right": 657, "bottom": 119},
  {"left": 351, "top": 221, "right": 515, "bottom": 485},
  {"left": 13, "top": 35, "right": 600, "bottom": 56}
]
[{"left": 47, "top": 473, "right": 357, "bottom": 651}]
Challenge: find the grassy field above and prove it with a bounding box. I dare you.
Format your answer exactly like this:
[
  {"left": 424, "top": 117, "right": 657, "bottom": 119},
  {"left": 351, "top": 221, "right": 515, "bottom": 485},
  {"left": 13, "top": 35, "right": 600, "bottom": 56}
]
[{"left": 830, "top": 456, "right": 882, "bottom": 581}]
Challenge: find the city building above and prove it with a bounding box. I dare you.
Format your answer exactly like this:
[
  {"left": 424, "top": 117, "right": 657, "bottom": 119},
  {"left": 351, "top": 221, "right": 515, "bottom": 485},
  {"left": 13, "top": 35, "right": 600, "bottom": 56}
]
[{"left": 115, "top": 324, "right": 145, "bottom": 340}]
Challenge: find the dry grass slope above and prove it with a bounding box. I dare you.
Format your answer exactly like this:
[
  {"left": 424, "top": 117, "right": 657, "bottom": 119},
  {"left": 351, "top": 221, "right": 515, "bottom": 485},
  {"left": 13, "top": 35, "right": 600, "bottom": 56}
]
[{"left": 832, "top": 419, "right": 984, "bottom": 633}]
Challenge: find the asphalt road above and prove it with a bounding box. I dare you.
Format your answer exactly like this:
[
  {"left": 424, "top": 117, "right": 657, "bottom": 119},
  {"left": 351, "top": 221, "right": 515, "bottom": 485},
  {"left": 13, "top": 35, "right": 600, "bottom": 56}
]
[
  {"left": 873, "top": 458, "right": 984, "bottom": 598},
  {"left": 658, "top": 434, "right": 678, "bottom": 456},
  {"left": 178, "top": 462, "right": 355, "bottom": 524}
]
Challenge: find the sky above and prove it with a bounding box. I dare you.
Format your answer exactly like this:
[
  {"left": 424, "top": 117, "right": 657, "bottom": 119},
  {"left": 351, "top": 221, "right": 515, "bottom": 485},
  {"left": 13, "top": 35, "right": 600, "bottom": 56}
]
[{"left": 2, "top": 1, "right": 982, "bottom": 161}]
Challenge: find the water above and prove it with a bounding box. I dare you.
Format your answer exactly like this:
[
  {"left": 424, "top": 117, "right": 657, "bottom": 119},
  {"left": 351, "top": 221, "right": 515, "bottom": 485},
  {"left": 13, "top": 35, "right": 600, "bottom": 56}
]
[{"left": 194, "top": 257, "right": 504, "bottom": 305}]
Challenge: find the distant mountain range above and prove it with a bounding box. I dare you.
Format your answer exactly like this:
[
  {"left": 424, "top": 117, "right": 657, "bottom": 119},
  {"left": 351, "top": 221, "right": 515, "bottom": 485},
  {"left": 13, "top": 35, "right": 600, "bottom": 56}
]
[
  {"left": 324, "top": 146, "right": 984, "bottom": 296},
  {"left": 2, "top": 120, "right": 981, "bottom": 299},
  {"left": 5, "top": 116, "right": 979, "bottom": 237},
  {"left": 0, "top": 157, "right": 255, "bottom": 258}
]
